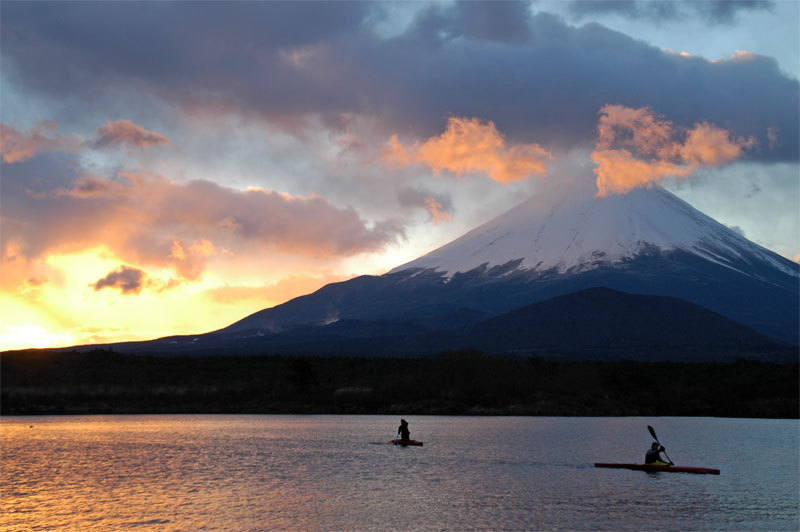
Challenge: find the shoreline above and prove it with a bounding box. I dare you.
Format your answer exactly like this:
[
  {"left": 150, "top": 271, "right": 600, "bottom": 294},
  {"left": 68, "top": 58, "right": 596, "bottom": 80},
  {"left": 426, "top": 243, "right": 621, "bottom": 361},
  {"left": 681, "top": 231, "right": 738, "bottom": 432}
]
[{"left": 3, "top": 349, "right": 797, "bottom": 419}]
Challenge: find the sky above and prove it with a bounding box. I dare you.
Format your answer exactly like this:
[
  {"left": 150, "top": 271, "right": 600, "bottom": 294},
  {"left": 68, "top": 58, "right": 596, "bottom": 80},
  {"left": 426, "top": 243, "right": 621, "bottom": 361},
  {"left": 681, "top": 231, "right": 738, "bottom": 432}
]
[{"left": 1, "top": 0, "right": 798, "bottom": 350}]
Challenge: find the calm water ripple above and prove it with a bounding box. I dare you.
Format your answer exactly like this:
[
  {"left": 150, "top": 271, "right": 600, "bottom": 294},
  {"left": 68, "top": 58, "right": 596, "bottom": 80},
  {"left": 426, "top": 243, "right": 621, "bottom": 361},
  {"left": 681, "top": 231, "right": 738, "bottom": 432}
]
[{"left": 1, "top": 415, "right": 797, "bottom": 531}]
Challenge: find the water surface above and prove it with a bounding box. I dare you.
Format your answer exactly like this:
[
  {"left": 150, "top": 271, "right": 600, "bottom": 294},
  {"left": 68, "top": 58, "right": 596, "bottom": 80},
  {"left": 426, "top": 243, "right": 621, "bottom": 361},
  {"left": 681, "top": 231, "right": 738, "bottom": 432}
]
[{"left": 2, "top": 416, "right": 797, "bottom": 530}]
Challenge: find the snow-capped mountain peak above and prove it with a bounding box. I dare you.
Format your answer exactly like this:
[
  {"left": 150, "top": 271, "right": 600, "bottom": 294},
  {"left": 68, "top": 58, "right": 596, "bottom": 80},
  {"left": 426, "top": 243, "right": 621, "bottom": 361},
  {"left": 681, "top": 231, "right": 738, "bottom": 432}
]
[{"left": 391, "top": 185, "right": 795, "bottom": 279}]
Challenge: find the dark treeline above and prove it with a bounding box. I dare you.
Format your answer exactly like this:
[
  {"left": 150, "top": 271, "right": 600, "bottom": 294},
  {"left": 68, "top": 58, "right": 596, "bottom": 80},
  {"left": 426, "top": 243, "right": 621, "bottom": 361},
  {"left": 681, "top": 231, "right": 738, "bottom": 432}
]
[{"left": 2, "top": 349, "right": 797, "bottom": 418}]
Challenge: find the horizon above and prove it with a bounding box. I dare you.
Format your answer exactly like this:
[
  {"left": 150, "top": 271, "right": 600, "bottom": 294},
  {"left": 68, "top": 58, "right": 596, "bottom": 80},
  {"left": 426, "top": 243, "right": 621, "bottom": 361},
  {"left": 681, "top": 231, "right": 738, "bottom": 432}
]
[{"left": 2, "top": 1, "right": 798, "bottom": 351}]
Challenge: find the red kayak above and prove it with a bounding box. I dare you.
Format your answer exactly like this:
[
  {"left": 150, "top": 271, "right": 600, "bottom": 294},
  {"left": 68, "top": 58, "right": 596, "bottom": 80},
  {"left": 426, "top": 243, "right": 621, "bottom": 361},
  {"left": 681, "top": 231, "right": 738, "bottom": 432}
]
[
  {"left": 388, "top": 439, "right": 423, "bottom": 446},
  {"left": 595, "top": 462, "right": 719, "bottom": 475}
]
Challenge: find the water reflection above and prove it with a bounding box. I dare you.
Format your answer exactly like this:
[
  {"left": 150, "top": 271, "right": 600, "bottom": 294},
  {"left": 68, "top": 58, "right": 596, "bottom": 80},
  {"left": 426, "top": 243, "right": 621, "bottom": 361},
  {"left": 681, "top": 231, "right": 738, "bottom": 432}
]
[{"left": 1, "top": 416, "right": 797, "bottom": 531}]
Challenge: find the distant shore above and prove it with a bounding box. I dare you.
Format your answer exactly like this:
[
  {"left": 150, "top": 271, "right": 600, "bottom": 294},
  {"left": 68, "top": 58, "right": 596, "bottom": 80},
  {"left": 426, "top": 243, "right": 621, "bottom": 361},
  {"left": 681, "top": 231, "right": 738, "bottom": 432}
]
[{"left": 2, "top": 349, "right": 797, "bottom": 418}]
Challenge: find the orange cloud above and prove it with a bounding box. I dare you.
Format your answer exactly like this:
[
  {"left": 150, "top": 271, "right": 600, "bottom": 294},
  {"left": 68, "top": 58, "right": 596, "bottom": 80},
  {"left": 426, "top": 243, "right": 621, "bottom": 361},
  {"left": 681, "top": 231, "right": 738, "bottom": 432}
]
[
  {"left": 93, "top": 119, "right": 170, "bottom": 148},
  {"left": 0, "top": 122, "right": 81, "bottom": 163},
  {"left": 596, "top": 105, "right": 674, "bottom": 157},
  {"left": 591, "top": 149, "right": 691, "bottom": 198},
  {"left": 424, "top": 197, "right": 450, "bottom": 224},
  {"left": 168, "top": 238, "right": 218, "bottom": 280},
  {"left": 384, "top": 117, "right": 552, "bottom": 183},
  {"left": 679, "top": 123, "right": 753, "bottom": 166},
  {"left": 3, "top": 170, "right": 403, "bottom": 285},
  {"left": 592, "top": 105, "right": 754, "bottom": 196}
]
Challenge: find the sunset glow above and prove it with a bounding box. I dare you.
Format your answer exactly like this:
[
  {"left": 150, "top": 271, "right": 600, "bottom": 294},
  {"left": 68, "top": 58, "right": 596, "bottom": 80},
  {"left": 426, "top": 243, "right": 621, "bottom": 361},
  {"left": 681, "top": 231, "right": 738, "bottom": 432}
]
[{"left": 1, "top": 2, "right": 797, "bottom": 350}]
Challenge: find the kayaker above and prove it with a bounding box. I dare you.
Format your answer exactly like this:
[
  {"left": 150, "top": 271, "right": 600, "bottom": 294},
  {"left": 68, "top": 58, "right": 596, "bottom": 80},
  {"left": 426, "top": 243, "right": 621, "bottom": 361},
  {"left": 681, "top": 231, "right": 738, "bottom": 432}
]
[
  {"left": 397, "top": 419, "right": 411, "bottom": 441},
  {"left": 645, "top": 442, "right": 669, "bottom": 465}
]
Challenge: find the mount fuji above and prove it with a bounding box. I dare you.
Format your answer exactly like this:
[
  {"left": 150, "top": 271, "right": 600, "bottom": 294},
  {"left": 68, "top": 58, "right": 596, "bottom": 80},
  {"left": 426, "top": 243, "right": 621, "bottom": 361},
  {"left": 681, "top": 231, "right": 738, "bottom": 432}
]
[
  {"left": 390, "top": 184, "right": 795, "bottom": 282},
  {"left": 95, "top": 182, "right": 798, "bottom": 356}
]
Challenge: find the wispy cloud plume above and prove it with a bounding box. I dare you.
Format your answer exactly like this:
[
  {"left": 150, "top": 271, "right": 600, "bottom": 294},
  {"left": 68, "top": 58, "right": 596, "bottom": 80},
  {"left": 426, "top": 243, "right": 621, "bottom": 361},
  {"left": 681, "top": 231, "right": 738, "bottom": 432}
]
[
  {"left": 384, "top": 117, "right": 553, "bottom": 184},
  {"left": 592, "top": 105, "right": 754, "bottom": 196}
]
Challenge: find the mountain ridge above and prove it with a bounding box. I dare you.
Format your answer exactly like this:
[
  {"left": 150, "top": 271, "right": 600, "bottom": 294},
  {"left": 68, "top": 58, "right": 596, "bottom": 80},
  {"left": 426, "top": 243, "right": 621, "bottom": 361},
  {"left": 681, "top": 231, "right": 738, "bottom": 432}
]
[
  {"left": 59, "top": 287, "right": 793, "bottom": 361},
  {"left": 216, "top": 185, "right": 797, "bottom": 344}
]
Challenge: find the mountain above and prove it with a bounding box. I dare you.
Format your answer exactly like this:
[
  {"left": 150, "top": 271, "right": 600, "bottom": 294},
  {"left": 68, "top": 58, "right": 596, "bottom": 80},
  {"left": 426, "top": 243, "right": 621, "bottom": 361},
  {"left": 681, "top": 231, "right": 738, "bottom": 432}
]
[
  {"left": 93, "top": 287, "right": 790, "bottom": 361},
  {"left": 390, "top": 183, "right": 794, "bottom": 279},
  {"left": 216, "top": 184, "right": 797, "bottom": 345},
  {"left": 401, "top": 287, "right": 789, "bottom": 359},
  {"left": 85, "top": 182, "right": 799, "bottom": 359}
]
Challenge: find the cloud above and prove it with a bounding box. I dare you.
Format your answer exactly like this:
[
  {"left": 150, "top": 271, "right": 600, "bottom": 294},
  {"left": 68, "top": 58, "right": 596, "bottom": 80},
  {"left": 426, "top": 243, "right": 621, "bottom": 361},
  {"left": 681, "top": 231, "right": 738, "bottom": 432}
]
[
  {"left": 0, "top": 122, "right": 81, "bottom": 163},
  {"left": 566, "top": 0, "right": 773, "bottom": 24},
  {"left": 407, "top": 1, "right": 533, "bottom": 45},
  {"left": 53, "top": 175, "right": 130, "bottom": 199},
  {"left": 2, "top": 5, "right": 795, "bottom": 162},
  {"left": 591, "top": 148, "right": 688, "bottom": 196},
  {"left": 679, "top": 123, "right": 754, "bottom": 166},
  {"left": 424, "top": 197, "right": 450, "bottom": 224},
  {"left": 92, "top": 266, "right": 146, "bottom": 294},
  {"left": 384, "top": 117, "right": 552, "bottom": 183},
  {"left": 92, "top": 120, "right": 170, "bottom": 148},
  {"left": 728, "top": 225, "right": 746, "bottom": 237},
  {"left": 397, "top": 186, "right": 454, "bottom": 224},
  {"left": 1, "top": 159, "right": 405, "bottom": 281},
  {"left": 690, "top": 0, "right": 774, "bottom": 24},
  {"left": 1, "top": 119, "right": 169, "bottom": 163},
  {"left": 592, "top": 105, "right": 754, "bottom": 196},
  {"left": 767, "top": 126, "right": 779, "bottom": 150},
  {"left": 167, "top": 238, "right": 218, "bottom": 280}
]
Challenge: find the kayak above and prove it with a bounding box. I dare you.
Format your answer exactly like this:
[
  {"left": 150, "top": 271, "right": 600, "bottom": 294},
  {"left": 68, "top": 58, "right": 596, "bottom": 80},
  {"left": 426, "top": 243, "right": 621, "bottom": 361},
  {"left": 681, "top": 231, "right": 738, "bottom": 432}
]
[
  {"left": 388, "top": 439, "right": 423, "bottom": 446},
  {"left": 595, "top": 462, "right": 720, "bottom": 475}
]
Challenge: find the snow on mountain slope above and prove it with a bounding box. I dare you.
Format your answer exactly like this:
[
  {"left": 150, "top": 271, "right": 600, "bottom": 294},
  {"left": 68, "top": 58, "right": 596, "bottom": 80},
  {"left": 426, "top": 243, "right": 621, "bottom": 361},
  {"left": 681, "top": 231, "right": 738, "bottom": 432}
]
[{"left": 391, "top": 184, "right": 795, "bottom": 280}]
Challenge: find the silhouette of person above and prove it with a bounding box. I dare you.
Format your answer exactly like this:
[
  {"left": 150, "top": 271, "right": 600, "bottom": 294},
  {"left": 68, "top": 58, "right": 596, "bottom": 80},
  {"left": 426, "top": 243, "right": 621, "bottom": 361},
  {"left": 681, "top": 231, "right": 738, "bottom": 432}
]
[
  {"left": 645, "top": 442, "right": 668, "bottom": 464},
  {"left": 398, "top": 419, "right": 411, "bottom": 441}
]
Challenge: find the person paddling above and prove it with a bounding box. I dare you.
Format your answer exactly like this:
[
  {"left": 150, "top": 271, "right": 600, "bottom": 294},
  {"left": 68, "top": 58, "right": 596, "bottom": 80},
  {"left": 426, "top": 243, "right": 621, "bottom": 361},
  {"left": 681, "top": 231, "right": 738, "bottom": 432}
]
[
  {"left": 397, "top": 419, "right": 411, "bottom": 442},
  {"left": 645, "top": 442, "right": 670, "bottom": 465}
]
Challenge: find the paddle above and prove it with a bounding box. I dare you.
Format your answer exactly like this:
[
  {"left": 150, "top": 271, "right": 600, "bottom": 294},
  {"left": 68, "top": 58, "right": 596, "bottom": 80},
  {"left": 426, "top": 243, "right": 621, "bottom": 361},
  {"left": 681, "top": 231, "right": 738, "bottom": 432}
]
[{"left": 647, "top": 425, "right": 674, "bottom": 465}]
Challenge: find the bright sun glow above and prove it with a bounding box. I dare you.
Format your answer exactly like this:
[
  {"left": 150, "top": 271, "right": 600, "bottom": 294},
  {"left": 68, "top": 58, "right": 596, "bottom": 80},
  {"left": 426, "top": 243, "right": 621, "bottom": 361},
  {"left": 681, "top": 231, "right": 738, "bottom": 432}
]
[
  {"left": 0, "top": 324, "right": 74, "bottom": 350},
  {"left": 0, "top": 245, "right": 402, "bottom": 351}
]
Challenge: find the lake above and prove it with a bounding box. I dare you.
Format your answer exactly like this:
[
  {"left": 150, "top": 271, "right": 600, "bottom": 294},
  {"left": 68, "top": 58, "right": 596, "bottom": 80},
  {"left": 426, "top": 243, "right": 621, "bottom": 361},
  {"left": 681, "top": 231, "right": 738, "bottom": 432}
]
[{"left": 1, "top": 415, "right": 797, "bottom": 531}]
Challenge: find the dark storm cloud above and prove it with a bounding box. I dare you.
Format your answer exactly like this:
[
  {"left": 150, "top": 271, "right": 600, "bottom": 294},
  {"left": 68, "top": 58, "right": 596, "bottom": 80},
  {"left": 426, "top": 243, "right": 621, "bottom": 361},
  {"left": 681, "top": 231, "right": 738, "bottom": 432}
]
[
  {"left": 406, "top": 0, "right": 533, "bottom": 45},
  {"left": 567, "top": 0, "right": 774, "bottom": 24},
  {"left": 2, "top": 2, "right": 796, "bottom": 160},
  {"left": 92, "top": 266, "right": 146, "bottom": 294},
  {"left": 567, "top": 1, "right": 680, "bottom": 21}
]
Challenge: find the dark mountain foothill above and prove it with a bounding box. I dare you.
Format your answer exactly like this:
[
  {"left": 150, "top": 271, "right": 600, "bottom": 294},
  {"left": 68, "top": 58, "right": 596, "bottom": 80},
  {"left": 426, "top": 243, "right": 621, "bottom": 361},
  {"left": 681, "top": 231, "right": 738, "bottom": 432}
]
[{"left": 398, "top": 288, "right": 794, "bottom": 360}]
